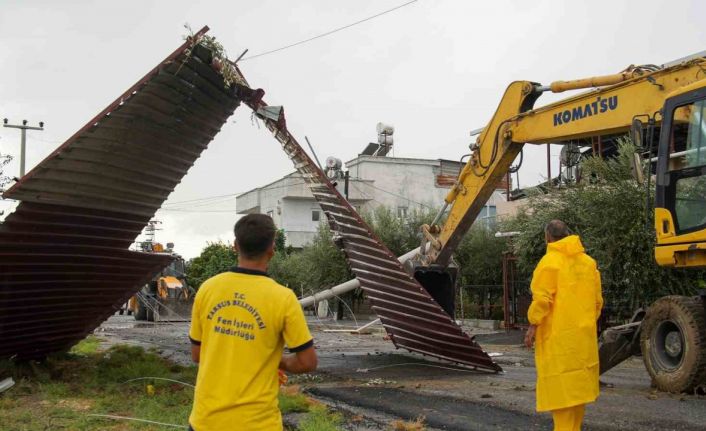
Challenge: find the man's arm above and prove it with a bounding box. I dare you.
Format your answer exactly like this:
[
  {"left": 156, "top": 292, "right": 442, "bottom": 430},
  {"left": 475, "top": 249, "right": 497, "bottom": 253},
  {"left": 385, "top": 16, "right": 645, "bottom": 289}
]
[
  {"left": 524, "top": 324, "right": 537, "bottom": 348},
  {"left": 280, "top": 345, "right": 317, "bottom": 373},
  {"left": 191, "top": 344, "right": 201, "bottom": 364},
  {"left": 525, "top": 258, "right": 558, "bottom": 348},
  {"left": 527, "top": 260, "right": 558, "bottom": 326},
  {"left": 189, "top": 286, "right": 203, "bottom": 364},
  {"left": 595, "top": 268, "right": 604, "bottom": 319},
  {"left": 281, "top": 291, "right": 317, "bottom": 373}
]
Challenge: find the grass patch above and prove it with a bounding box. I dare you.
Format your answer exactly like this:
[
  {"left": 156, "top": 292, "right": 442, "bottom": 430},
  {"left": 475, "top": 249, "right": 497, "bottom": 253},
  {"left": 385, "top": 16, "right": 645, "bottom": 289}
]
[
  {"left": 298, "top": 405, "right": 343, "bottom": 431},
  {"left": 1, "top": 343, "right": 197, "bottom": 430},
  {"left": 69, "top": 335, "right": 102, "bottom": 356},
  {"left": 279, "top": 391, "right": 311, "bottom": 413},
  {"left": 1, "top": 338, "right": 343, "bottom": 430}
]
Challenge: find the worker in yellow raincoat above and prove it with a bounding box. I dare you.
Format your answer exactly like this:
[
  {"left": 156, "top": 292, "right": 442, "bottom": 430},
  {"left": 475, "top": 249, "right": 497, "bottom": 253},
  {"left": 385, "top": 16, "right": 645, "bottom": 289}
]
[{"left": 524, "top": 220, "right": 603, "bottom": 431}]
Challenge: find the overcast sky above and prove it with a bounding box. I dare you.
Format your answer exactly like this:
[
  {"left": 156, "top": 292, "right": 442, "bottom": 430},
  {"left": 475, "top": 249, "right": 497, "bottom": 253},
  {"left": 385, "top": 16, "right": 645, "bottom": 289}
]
[{"left": 2, "top": 0, "right": 705, "bottom": 258}]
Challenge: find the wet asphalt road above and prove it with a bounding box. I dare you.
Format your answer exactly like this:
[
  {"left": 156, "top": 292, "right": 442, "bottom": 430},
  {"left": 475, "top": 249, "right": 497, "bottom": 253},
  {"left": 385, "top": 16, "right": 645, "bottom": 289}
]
[{"left": 97, "top": 315, "right": 706, "bottom": 430}]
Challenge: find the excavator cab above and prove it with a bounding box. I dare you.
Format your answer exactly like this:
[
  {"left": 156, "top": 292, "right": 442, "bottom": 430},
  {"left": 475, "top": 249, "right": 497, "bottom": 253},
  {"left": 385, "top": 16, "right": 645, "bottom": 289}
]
[
  {"left": 653, "top": 87, "right": 706, "bottom": 268},
  {"left": 605, "top": 86, "right": 706, "bottom": 392}
]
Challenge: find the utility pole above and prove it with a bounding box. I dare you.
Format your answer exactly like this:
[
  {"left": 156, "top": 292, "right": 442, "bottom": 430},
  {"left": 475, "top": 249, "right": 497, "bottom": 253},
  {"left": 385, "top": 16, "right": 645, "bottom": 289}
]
[{"left": 3, "top": 118, "right": 44, "bottom": 177}]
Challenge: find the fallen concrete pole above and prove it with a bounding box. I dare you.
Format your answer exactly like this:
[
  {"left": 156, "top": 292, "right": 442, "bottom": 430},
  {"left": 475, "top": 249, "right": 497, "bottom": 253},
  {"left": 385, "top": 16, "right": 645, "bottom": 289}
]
[{"left": 298, "top": 247, "right": 420, "bottom": 307}]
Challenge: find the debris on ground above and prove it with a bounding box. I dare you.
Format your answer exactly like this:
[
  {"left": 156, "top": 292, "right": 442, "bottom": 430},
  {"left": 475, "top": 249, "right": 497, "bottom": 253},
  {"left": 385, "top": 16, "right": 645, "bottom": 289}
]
[
  {"left": 0, "top": 377, "right": 15, "bottom": 394},
  {"left": 364, "top": 378, "right": 398, "bottom": 387},
  {"left": 390, "top": 415, "right": 426, "bottom": 431}
]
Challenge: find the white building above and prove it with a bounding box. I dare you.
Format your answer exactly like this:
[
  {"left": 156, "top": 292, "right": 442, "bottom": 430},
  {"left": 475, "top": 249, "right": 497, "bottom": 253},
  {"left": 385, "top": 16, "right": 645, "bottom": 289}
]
[{"left": 236, "top": 154, "right": 508, "bottom": 248}]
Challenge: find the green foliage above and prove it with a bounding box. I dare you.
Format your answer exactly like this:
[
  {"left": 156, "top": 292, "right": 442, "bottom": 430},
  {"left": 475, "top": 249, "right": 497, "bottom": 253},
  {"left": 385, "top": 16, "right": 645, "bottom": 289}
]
[
  {"left": 275, "top": 229, "right": 289, "bottom": 254},
  {"left": 361, "top": 206, "right": 437, "bottom": 256},
  {"left": 269, "top": 207, "right": 438, "bottom": 295},
  {"left": 0, "top": 343, "right": 197, "bottom": 430},
  {"left": 505, "top": 140, "right": 706, "bottom": 316},
  {"left": 186, "top": 242, "right": 237, "bottom": 289},
  {"left": 297, "top": 405, "right": 343, "bottom": 431},
  {"left": 0, "top": 151, "right": 12, "bottom": 189},
  {"left": 269, "top": 225, "right": 353, "bottom": 296},
  {"left": 455, "top": 225, "right": 507, "bottom": 286},
  {"left": 269, "top": 205, "right": 510, "bottom": 302},
  {"left": 1, "top": 340, "right": 341, "bottom": 430},
  {"left": 278, "top": 392, "right": 310, "bottom": 414},
  {"left": 69, "top": 336, "right": 101, "bottom": 356}
]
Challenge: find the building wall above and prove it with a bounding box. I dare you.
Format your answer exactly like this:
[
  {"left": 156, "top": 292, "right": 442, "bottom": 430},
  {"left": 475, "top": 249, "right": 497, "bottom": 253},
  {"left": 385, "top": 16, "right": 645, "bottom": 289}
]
[
  {"left": 281, "top": 198, "right": 323, "bottom": 248},
  {"left": 347, "top": 157, "right": 445, "bottom": 213},
  {"left": 346, "top": 156, "right": 505, "bottom": 219},
  {"left": 237, "top": 156, "right": 507, "bottom": 248}
]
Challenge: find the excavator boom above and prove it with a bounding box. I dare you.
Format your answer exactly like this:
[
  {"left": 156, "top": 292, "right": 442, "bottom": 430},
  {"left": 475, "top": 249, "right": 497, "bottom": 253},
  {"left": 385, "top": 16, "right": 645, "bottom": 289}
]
[{"left": 425, "top": 59, "right": 706, "bottom": 267}]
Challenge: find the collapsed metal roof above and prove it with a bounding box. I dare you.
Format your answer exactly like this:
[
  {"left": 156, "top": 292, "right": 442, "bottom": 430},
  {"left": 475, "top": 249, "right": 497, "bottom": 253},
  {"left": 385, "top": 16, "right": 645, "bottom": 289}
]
[
  {"left": 0, "top": 26, "right": 241, "bottom": 360},
  {"left": 1, "top": 27, "right": 499, "bottom": 371},
  {"left": 228, "top": 68, "right": 501, "bottom": 372}
]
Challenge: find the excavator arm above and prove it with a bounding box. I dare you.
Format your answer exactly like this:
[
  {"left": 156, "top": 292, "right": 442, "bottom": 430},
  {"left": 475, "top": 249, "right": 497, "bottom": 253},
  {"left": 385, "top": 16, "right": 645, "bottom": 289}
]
[{"left": 423, "top": 59, "right": 706, "bottom": 267}]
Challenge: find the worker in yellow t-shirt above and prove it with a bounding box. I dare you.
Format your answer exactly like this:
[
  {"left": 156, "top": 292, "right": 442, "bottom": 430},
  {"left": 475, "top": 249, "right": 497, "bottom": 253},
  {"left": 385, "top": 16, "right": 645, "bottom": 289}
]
[
  {"left": 525, "top": 220, "right": 603, "bottom": 431},
  {"left": 188, "top": 214, "right": 317, "bottom": 431}
]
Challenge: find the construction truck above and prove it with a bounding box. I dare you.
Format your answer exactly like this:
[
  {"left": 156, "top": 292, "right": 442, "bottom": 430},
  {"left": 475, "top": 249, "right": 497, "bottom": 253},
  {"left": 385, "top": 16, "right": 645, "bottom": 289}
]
[
  {"left": 122, "top": 242, "right": 193, "bottom": 322},
  {"left": 407, "top": 52, "right": 706, "bottom": 392}
]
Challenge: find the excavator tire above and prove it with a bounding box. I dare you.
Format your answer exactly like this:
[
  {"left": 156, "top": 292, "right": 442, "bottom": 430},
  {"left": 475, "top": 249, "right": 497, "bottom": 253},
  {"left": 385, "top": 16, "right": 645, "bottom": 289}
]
[
  {"left": 640, "top": 295, "right": 706, "bottom": 393},
  {"left": 134, "top": 298, "right": 148, "bottom": 321}
]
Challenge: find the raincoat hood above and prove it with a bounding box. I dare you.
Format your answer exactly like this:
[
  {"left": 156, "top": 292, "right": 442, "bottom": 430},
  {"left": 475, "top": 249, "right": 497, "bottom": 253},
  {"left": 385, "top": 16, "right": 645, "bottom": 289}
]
[{"left": 547, "top": 234, "right": 585, "bottom": 256}]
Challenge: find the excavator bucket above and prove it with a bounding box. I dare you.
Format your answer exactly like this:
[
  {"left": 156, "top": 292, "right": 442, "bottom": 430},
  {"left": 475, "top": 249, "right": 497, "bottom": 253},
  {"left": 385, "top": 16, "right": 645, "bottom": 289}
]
[
  {"left": 598, "top": 310, "right": 645, "bottom": 374},
  {"left": 412, "top": 265, "right": 458, "bottom": 318},
  {"left": 227, "top": 66, "right": 501, "bottom": 372}
]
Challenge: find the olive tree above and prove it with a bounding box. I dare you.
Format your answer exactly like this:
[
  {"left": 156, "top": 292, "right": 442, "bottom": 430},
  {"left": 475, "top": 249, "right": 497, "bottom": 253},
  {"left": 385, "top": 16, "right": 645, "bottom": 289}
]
[{"left": 505, "top": 141, "right": 706, "bottom": 318}]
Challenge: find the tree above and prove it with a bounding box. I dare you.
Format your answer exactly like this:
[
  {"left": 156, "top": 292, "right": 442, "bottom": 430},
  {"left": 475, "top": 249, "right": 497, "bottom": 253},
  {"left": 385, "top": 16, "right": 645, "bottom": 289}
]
[
  {"left": 504, "top": 140, "right": 706, "bottom": 318},
  {"left": 268, "top": 225, "right": 352, "bottom": 296},
  {"left": 0, "top": 151, "right": 13, "bottom": 190},
  {"left": 455, "top": 225, "right": 507, "bottom": 286},
  {"left": 268, "top": 205, "right": 511, "bottom": 293},
  {"left": 186, "top": 242, "right": 237, "bottom": 289}
]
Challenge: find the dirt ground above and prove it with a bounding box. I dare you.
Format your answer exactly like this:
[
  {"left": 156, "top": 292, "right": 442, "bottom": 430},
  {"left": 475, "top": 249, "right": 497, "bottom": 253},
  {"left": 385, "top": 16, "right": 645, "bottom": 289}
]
[{"left": 96, "top": 315, "right": 706, "bottom": 430}]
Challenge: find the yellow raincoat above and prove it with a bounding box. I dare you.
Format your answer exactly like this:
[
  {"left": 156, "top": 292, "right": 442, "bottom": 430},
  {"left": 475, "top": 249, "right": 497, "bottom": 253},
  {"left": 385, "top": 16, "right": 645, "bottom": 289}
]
[{"left": 528, "top": 235, "right": 603, "bottom": 412}]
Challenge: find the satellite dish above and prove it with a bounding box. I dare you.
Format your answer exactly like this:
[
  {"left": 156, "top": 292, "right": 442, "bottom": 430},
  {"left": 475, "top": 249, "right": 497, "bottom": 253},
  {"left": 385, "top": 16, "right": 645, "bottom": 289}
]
[
  {"left": 376, "top": 122, "right": 394, "bottom": 135},
  {"left": 325, "top": 157, "right": 342, "bottom": 170}
]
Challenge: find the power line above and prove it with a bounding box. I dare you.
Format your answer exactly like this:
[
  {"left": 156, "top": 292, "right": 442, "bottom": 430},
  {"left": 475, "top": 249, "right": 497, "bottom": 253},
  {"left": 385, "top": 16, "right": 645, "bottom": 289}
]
[
  {"left": 358, "top": 181, "right": 434, "bottom": 209},
  {"left": 162, "top": 193, "right": 240, "bottom": 206},
  {"left": 240, "top": 0, "right": 419, "bottom": 62},
  {"left": 25, "top": 135, "right": 64, "bottom": 145},
  {"left": 162, "top": 181, "right": 308, "bottom": 208},
  {"left": 159, "top": 208, "right": 239, "bottom": 213}
]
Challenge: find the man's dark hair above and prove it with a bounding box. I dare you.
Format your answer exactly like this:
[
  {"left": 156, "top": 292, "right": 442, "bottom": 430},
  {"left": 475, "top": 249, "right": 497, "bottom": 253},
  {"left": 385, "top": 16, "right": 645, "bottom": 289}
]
[
  {"left": 545, "top": 219, "right": 571, "bottom": 241},
  {"left": 234, "top": 214, "right": 277, "bottom": 259}
]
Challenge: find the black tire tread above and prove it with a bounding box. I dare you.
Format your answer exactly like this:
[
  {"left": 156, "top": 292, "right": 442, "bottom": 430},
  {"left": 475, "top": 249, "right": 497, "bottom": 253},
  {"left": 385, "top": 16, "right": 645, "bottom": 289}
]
[
  {"left": 640, "top": 295, "right": 706, "bottom": 393},
  {"left": 134, "top": 298, "right": 148, "bottom": 321}
]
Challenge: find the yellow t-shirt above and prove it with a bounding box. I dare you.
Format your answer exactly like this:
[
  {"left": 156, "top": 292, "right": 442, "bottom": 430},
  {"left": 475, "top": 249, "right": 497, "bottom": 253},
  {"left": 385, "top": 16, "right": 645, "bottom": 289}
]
[{"left": 188, "top": 267, "right": 313, "bottom": 430}]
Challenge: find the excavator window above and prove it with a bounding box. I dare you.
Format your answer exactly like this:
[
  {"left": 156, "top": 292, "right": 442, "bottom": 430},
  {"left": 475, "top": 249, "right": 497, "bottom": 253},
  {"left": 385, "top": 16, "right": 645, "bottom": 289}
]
[{"left": 664, "top": 99, "right": 706, "bottom": 234}]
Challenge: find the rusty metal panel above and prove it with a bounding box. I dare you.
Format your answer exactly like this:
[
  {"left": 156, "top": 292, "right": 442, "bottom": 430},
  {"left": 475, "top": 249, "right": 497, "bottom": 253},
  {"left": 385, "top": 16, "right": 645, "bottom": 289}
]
[
  {"left": 0, "top": 27, "right": 241, "bottom": 360},
  {"left": 229, "top": 71, "right": 501, "bottom": 372}
]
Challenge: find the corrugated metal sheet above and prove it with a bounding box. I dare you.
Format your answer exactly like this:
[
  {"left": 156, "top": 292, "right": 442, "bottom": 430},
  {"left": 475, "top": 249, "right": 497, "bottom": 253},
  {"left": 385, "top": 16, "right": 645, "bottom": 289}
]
[
  {"left": 0, "top": 27, "right": 241, "bottom": 360},
  {"left": 229, "top": 70, "right": 502, "bottom": 372}
]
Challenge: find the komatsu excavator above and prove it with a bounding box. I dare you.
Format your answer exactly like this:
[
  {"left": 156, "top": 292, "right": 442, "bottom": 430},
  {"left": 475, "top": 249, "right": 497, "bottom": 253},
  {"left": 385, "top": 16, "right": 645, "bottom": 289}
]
[
  {"left": 414, "top": 52, "right": 706, "bottom": 393},
  {"left": 227, "top": 43, "right": 706, "bottom": 391}
]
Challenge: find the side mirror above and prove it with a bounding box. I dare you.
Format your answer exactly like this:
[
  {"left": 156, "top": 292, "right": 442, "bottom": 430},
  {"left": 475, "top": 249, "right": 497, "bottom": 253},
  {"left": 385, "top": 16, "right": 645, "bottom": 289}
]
[
  {"left": 629, "top": 118, "right": 645, "bottom": 184},
  {"left": 630, "top": 152, "right": 645, "bottom": 185},
  {"left": 630, "top": 118, "right": 644, "bottom": 148}
]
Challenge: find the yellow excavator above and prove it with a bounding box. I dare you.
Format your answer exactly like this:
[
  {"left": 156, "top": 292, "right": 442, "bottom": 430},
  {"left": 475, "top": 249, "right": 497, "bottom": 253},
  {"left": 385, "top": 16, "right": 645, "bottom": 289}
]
[
  {"left": 415, "top": 52, "right": 706, "bottom": 392},
  {"left": 122, "top": 243, "right": 193, "bottom": 322}
]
